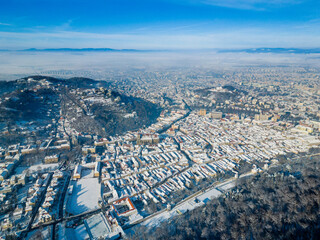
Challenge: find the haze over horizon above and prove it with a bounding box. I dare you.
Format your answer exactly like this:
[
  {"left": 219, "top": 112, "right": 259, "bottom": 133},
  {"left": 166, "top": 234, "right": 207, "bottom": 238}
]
[{"left": 1, "top": 0, "right": 320, "bottom": 50}]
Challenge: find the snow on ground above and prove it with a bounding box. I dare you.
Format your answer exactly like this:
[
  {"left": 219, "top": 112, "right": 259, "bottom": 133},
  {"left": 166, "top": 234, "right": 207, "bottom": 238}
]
[
  {"left": 15, "top": 163, "right": 59, "bottom": 174},
  {"left": 128, "top": 213, "right": 143, "bottom": 224},
  {"left": 219, "top": 181, "right": 235, "bottom": 191},
  {"left": 57, "top": 223, "right": 67, "bottom": 240},
  {"left": 29, "top": 163, "right": 59, "bottom": 172},
  {"left": 141, "top": 199, "right": 204, "bottom": 228},
  {"left": 60, "top": 223, "right": 90, "bottom": 240},
  {"left": 85, "top": 213, "right": 112, "bottom": 238},
  {"left": 197, "top": 188, "right": 222, "bottom": 204},
  {"left": 142, "top": 211, "right": 171, "bottom": 228},
  {"left": 74, "top": 224, "right": 90, "bottom": 240},
  {"left": 85, "top": 97, "right": 112, "bottom": 105},
  {"left": 26, "top": 226, "right": 52, "bottom": 240},
  {"left": 67, "top": 169, "right": 100, "bottom": 215},
  {"left": 63, "top": 228, "right": 77, "bottom": 240}
]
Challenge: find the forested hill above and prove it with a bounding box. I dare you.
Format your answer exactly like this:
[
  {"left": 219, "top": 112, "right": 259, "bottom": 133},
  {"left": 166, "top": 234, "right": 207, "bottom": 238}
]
[
  {"left": 131, "top": 149, "right": 320, "bottom": 240},
  {"left": 0, "top": 76, "right": 161, "bottom": 145}
]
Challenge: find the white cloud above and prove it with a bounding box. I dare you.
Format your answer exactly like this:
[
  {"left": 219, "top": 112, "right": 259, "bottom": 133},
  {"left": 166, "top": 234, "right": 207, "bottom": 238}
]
[
  {"left": 0, "top": 22, "right": 11, "bottom": 26},
  {"left": 171, "top": 0, "right": 301, "bottom": 10}
]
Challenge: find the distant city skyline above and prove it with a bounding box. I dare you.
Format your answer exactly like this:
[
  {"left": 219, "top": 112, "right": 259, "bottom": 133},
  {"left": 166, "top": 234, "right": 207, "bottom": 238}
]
[{"left": 1, "top": 0, "right": 320, "bottom": 49}]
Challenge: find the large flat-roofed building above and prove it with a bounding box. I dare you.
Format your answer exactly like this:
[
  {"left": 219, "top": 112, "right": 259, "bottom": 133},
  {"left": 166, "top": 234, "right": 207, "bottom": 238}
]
[
  {"left": 254, "top": 113, "right": 270, "bottom": 121},
  {"left": 210, "top": 112, "right": 222, "bottom": 119},
  {"left": 112, "top": 197, "right": 137, "bottom": 217},
  {"left": 137, "top": 134, "right": 160, "bottom": 145},
  {"left": 94, "top": 161, "right": 101, "bottom": 177},
  {"left": 199, "top": 109, "right": 206, "bottom": 116},
  {"left": 73, "top": 164, "right": 82, "bottom": 179},
  {"left": 44, "top": 154, "right": 59, "bottom": 164}
]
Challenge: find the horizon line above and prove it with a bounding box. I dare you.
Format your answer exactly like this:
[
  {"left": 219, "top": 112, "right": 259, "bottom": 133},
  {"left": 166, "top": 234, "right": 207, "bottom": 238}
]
[{"left": 1, "top": 47, "right": 320, "bottom": 54}]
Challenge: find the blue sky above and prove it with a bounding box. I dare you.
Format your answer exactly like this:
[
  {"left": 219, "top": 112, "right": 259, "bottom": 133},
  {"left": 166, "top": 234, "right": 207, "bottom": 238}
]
[{"left": 0, "top": 0, "right": 320, "bottom": 49}]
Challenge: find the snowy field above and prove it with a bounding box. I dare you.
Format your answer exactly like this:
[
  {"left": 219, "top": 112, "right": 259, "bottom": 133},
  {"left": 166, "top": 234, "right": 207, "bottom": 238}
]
[
  {"left": 59, "top": 214, "right": 119, "bottom": 240},
  {"left": 85, "top": 213, "right": 112, "bottom": 238},
  {"left": 57, "top": 223, "right": 88, "bottom": 240},
  {"left": 15, "top": 163, "right": 59, "bottom": 174},
  {"left": 67, "top": 169, "right": 101, "bottom": 215},
  {"left": 197, "top": 188, "right": 222, "bottom": 204},
  {"left": 26, "top": 226, "right": 52, "bottom": 240},
  {"left": 29, "top": 163, "right": 59, "bottom": 172},
  {"left": 64, "top": 224, "right": 89, "bottom": 240}
]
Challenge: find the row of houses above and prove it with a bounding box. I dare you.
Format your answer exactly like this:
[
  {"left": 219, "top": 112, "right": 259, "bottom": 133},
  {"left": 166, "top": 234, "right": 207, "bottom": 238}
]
[{"left": 37, "top": 170, "right": 64, "bottom": 224}]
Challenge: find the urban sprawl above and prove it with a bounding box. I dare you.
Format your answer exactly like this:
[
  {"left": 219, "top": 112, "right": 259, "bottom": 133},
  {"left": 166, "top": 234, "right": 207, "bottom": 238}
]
[{"left": 0, "top": 66, "right": 320, "bottom": 239}]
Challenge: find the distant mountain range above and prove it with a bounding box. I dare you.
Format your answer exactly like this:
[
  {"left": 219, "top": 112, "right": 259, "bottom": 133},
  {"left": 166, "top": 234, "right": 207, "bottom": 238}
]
[
  {"left": 0, "top": 47, "right": 319, "bottom": 54},
  {"left": 0, "top": 48, "right": 158, "bottom": 52},
  {"left": 23, "top": 48, "right": 148, "bottom": 52},
  {"left": 219, "top": 48, "right": 320, "bottom": 54}
]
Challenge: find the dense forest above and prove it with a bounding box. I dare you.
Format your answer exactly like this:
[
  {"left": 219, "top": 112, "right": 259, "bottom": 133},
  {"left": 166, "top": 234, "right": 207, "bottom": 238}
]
[{"left": 131, "top": 152, "right": 320, "bottom": 240}]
